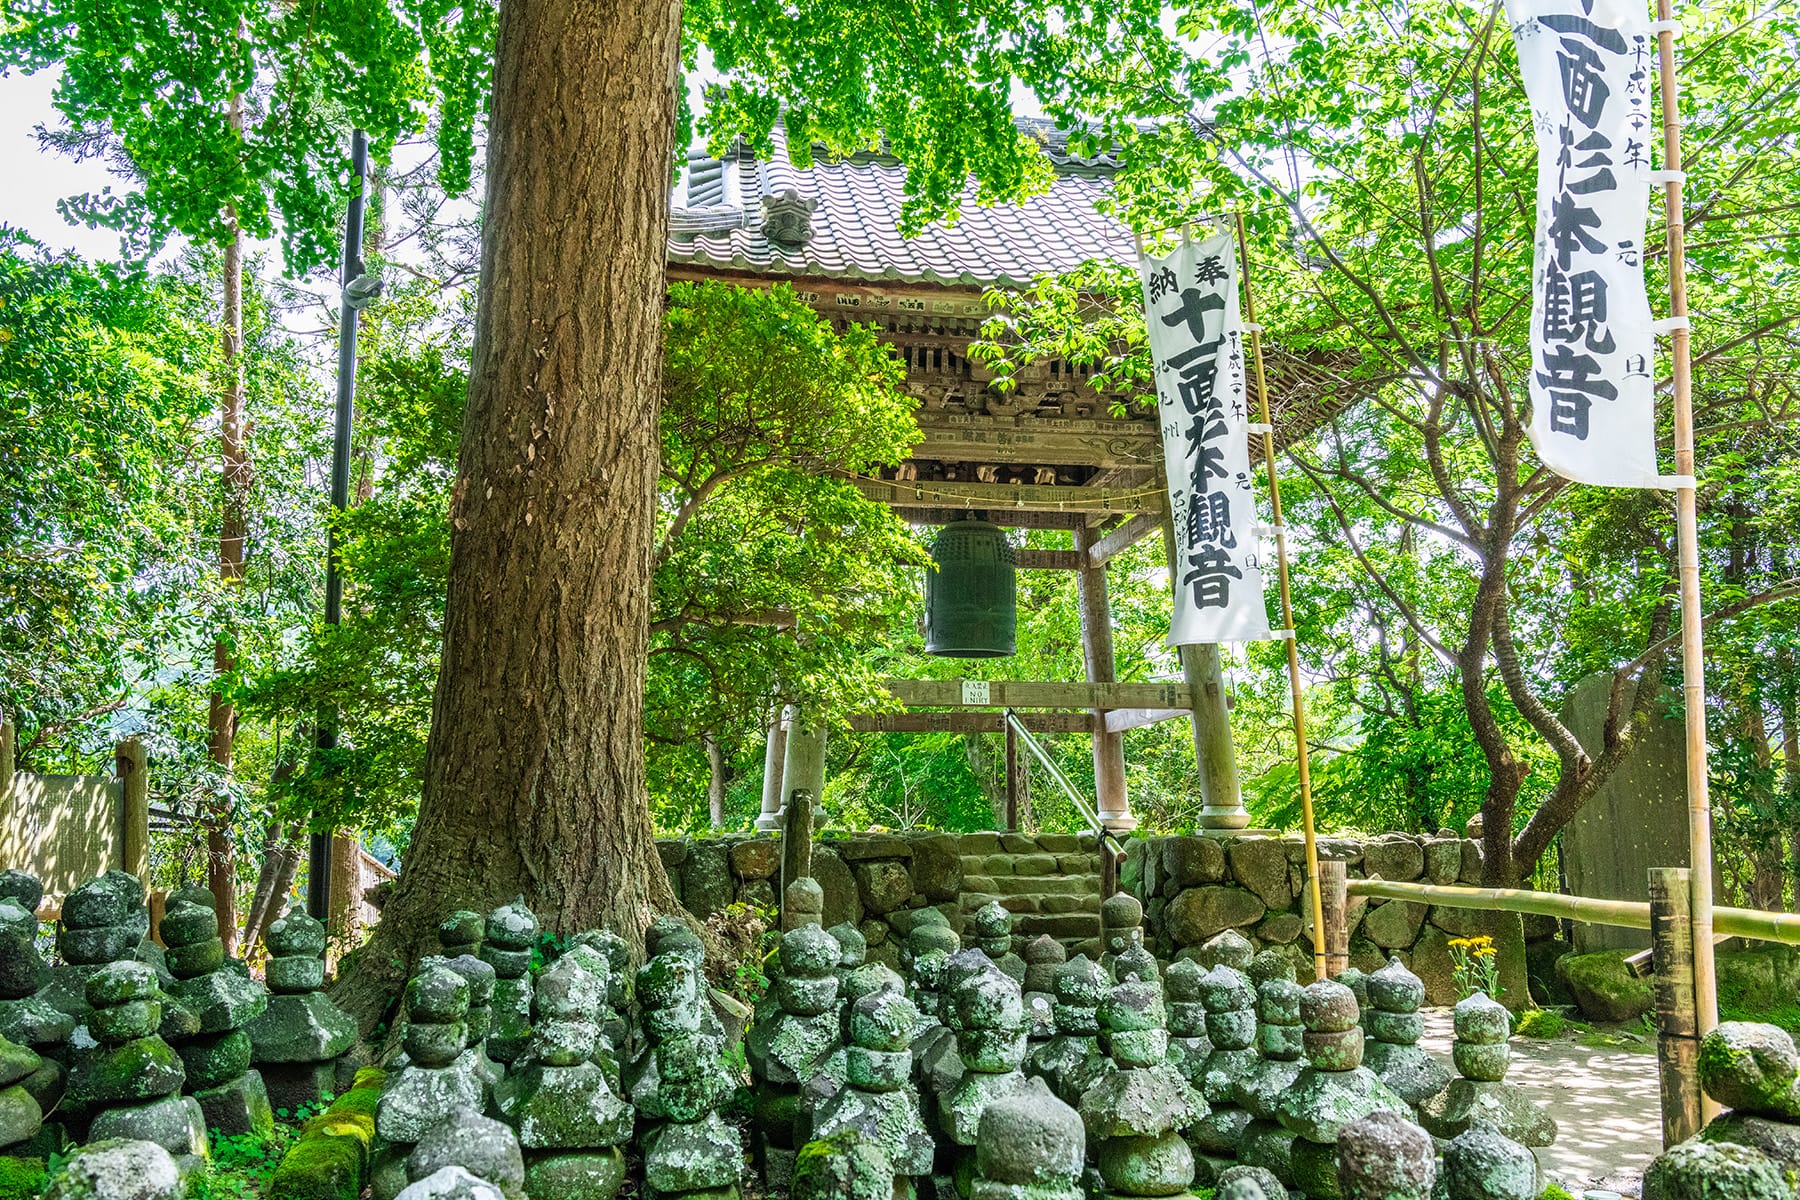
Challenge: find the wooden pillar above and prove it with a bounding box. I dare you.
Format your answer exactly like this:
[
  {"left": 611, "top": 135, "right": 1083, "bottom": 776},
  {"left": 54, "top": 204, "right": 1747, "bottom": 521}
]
[
  {"left": 780, "top": 788, "right": 814, "bottom": 902},
  {"left": 0, "top": 714, "right": 14, "bottom": 848},
  {"left": 1318, "top": 860, "right": 1349, "bottom": 978},
  {"left": 1651, "top": 867, "right": 1704, "bottom": 1146},
  {"left": 115, "top": 738, "right": 150, "bottom": 884},
  {"left": 756, "top": 712, "right": 788, "bottom": 832},
  {"left": 1004, "top": 721, "right": 1021, "bottom": 833},
  {"left": 1075, "top": 523, "right": 1133, "bottom": 832},
  {"left": 1157, "top": 514, "right": 1247, "bottom": 829}
]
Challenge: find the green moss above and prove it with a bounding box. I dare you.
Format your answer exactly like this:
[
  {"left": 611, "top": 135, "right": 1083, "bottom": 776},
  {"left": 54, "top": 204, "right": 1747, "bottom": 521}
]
[
  {"left": 327, "top": 1086, "right": 381, "bottom": 1121},
  {"left": 1515, "top": 1009, "right": 1568, "bottom": 1039},
  {"left": 348, "top": 1067, "right": 385, "bottom": 1093},
  {"left": 0, "top": 1156, "right": 46, "bottom": 1200},
  {"left": 1542, "top": 1186, "right": 1578, "bottom": 1200},
  {"left": 269, "top": 1133, "right": 365, "bottom": 1200}
]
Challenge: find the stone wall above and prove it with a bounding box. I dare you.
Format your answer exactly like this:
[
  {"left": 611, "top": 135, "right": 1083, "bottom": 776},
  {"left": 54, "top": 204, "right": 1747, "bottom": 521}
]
[
  {"left": 657, "top": 829, "right": 1107, "bottom": 969},
  {"left": 1126, "top": 832, "right": 1557, "bottom": 1007}
]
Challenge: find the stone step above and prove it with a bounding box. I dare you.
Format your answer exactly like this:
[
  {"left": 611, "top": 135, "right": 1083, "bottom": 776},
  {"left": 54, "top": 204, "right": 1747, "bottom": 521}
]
[
  {"left": 1016, "top": 912, "right": 1102, "bottom": 939},
  {"left": 958, "top": 852, "right": 1104, "bottom": 877},
  {"left": 985, "top": 874, "right": 1100, "bottom": 897}
]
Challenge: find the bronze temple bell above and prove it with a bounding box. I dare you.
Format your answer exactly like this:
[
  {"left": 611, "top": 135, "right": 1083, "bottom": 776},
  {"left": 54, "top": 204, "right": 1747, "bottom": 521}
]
[{"left": 924, "top": 515, "right": 1017, "bottom": 658}]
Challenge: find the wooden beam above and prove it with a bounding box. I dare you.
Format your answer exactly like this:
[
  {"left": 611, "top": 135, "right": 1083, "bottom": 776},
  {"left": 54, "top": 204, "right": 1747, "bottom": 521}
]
[
  {"left": 892, "top": 508, "right": 1090, "bottom": 530},
  {"left": 1016, "top": 549, "right": 1082, "bottom": 570},
  {"left": 911, "top": 415, "right": 1160, "bottom": 469},
  {"left": 1103, "top": 708, "right": 1192, "bottom": 735},
  {"left": 848, "top": 712, "right": 1096, "bottom": 734},
  {"left": 881, "top": 679, "right": 1195, "bottom": 710},
  {"left": 850, "top": 476, "right": 1163, "bottom": 516},
  {"left": 1087, "top": 513, "right": 1161, "bottom": 566}
]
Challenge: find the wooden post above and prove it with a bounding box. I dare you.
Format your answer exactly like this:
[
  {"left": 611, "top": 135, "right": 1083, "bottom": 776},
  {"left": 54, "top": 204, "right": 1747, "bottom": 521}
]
[
  {"left": 780, "top": 788, "right": 814, "bottom": 902},
  {"left": 756, "top": 712, "right": 788, "bottom": 832},
  {"left": 1075, "top": 523, "right": 1134, "bottom": 831},
  {"left": 705, "top": 733, "right": 726, "bottom": 830},
  {"left": 328, "top": 832, "right": 362, "bottom": 948},
  {"left": 1100, "top": 836, "right": 1119, "bottom": 902},
  {"left": 1235, "top": 212, "right": 1326, "bottom": 981},
  {"left": 0, "top": 714, "right": 14, "bottom": 842},
  {"left": 1156, "top": 512, "right": 1247, "bottom": 830},
  {"left": 1004, "top": 720, "right": 1021, "bottom": 833},
  {"left": 1650, "top": 867, "right": 1704, "bottom": 1146},
  {"left": 1319, "top": 860, "right": 1350, "bottom": 977},
  {"left": 114, "top": 738, "right": 150, "bottom": 884},
  {"left": 1653, "top": 1, "right": 1719, "bottom": 1092}
]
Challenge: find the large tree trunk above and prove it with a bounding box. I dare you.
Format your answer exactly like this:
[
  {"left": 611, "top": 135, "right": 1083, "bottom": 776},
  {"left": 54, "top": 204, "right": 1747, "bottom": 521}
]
[
  {"left": 208, "top": 174, "right": 247, "bottom": 951},
  {"left": 334, "top": 0, "right": 684, "bottom": 1029}
]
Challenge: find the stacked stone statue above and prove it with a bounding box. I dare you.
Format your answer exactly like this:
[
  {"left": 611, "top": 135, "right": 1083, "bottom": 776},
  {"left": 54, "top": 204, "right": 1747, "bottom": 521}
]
[
  {"left": 376, "top": 963, "right": 486, "bottom": 1197},
  {"left": 1099, "top": 894, "right": 1144, "bottom": 980},
  {"left": 72, "top": 960, "right": 206, "bottom": 1160},
  {"left": 442, "top": 952, "right": 504, "bottom": 1094},
  {"left": 483, "top": 897, "right": 540, "bottom": 1068},
  {"left": 0, "top": 1028, "right": 42, "bottom": 1160},
  {"left": 1440, "top": 1125, "right": 1540, "bottom": 1200},
  {"left": 1188, "top": 966, "right": 1257, "bottom": 1181},
  {"left": 158, "top": 888, "right": 273, "bottom": 1136},
  {"left": 969, "top": 902, "right": 1024, "bottom": 983},
  {"left": 1026, "top": 956, "right": 1110, "bottom": 1109},
  {"left": 969, "top": 1087, "right": 1086, "bottom": 1200},
  {"left": 631, "top": 950, "right": 741, "bottom": 1200},
  {"left": 1160, "top": 959, "right": 1211, "bottom": 1093},
  {"left": 747, "top": 920, "right": 841, "bottom": 1189},
  {"left": 0, "top": 874, "right": 71, "bottom": 1112},
  {"left": 246, "top": 906, "right": 357, "bottom": 1112},
  {"left": 938, "top": 960, "right": 1034, "bottom": 1160},
  {"left": 1642, "top": 1021, "right": 1800, "bottom": 1200},
  {"left": 398, "top": 1108, "right": 526, "bottom": 1200},
  {"left": 1418, "top": 990, "right": 1555, "bottom": 1147},
  {"left": 907, "top": 922, "right": 964, "bottom": 1106},
  {"left": 1079, "top": 971, "right": 1206, "bottom": 1200},
  {"left": 1020, "top": 935, "right": 1065, "bottom": 1042},
  {"left": 1359, "top": 958, "right": 1450, "bottom": 1110},
  {"left": 43, "top": 872, "right": 151, "bottom": 1019},
  {"left": 811, "top": 988, "right": 935, "bottom": 1193},
  {"left": 1232, "top": 976, "right": 1305, "bottom": 1190},
  {"left": 1275, "top": 979, "right": 1406, "bottom": 1200},
  {"left": 494, "top": 954, "right": 634, "bottom": 1200}
]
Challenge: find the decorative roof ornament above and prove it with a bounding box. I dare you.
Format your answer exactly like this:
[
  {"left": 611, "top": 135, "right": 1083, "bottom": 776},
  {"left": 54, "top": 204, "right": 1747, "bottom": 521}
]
[{"left": 760, "top": 188, "right": 817, "bottom": 249}]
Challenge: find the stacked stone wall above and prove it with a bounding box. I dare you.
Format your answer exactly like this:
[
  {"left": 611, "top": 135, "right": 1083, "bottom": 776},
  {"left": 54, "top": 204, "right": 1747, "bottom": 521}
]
[
  {"left": 1127, "top": 833, "right": 1563, "bottom": 1006},
  {"left": 657, "top": 831, "right": 1107, "bottom": 968}
]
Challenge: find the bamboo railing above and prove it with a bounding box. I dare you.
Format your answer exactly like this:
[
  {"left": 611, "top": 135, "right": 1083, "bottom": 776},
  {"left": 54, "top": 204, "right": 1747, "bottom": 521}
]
[{"left": 1344, "top": 878, "right": 1800, "bottom": 945}]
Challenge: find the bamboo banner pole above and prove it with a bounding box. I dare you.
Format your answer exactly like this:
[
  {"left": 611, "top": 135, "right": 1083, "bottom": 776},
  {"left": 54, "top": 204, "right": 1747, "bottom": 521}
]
[
  {"left": 1234, "top": 211, "right": 1327, "bottom": 982},
  {"left": 1652, "top": 1, "right": 1719, "bottom": 1094}
]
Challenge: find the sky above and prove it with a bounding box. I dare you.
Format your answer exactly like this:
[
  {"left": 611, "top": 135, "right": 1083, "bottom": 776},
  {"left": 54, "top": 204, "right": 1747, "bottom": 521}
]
[{"left": 0, "top": 69, "right": 133, "bottom": 259}]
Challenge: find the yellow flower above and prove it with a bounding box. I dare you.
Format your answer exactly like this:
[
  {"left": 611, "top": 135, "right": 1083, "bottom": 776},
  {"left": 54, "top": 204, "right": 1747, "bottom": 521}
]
[{"left": 1448, "top": 938, "right": 1471, "bottom": 949}]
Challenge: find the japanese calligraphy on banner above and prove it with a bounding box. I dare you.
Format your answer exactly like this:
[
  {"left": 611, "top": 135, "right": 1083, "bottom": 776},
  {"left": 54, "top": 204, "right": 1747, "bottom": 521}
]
[
  {"left": 1139, "top": 233, "right": 1272, "bottom": 645},
  {"left": 1509, "top": 0, "right": 1669, "bottom": 489}
]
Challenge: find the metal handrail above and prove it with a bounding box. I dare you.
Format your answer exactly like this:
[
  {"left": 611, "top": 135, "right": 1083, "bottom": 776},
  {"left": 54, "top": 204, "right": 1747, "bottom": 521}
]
[{"left": 1002, "top": 708, "right": 1127, "bottom": 861}]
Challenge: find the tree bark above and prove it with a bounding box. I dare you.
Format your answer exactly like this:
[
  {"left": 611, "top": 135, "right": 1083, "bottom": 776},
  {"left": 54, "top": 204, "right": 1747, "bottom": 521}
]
[
  {"left": 706, "top": 734, "right": 726, "bottom": 829},
  {"left": 208, "top": 150, "right": 248, "bottom": 951},
  {"left": 334, "top": 0, "right": 685, "bottom": 1030}
]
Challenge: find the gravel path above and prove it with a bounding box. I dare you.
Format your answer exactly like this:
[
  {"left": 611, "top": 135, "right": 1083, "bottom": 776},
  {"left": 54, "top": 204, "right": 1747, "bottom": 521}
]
[{"left": 1420, "top": 1009, "right": 1663, "bottom": 1196}]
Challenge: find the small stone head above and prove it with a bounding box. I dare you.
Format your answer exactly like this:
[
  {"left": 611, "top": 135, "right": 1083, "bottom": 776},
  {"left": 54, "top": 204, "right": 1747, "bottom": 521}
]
[
  {"left": 437, "top": 909, "right": 485, "bottom": 957},
  {"left": 1101, "top": 979, "right": 1169, "bottom": 1068},
  {"left": 971, "top": 901, "right": 1013, "bottom": 957},
  {"left": 1100, "top": 893, "right": 1143, "bottom": 954},
  {"left": 950, "top": 965, "right": 1027, "bottom": 1072},
  {"left": 828, "top": 922, "right": 867, "bottom": 970}
]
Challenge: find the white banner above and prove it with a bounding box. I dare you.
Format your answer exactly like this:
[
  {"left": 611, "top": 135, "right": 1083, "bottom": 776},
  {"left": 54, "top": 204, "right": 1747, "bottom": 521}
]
[
  {"left": 1139, "top": 233, "right": 1272, "bottom": 645},
  {"left": 1509, "top": 0, "right": 1670, "bottom": 488}
]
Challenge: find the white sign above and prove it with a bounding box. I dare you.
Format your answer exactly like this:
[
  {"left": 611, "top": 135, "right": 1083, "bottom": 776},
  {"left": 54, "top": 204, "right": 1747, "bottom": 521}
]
[
  {"left": 1510, "top": 0, "right": 1668, "bottom": 488},
  {"left": 1139, "top": 233, "right": 1272, "bottom": 645},
  {"left": 960, "top": 680, "right": 991, "bottom": 706}
]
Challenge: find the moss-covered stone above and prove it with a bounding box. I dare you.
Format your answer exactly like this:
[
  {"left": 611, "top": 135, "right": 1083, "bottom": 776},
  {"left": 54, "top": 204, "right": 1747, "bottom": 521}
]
[
  {"left": 272, "top": 1130, "right": 367, "bottom": 1200},
  {"left": 1644, "top": 1140, "right": 1788, "bottom": 1200},
  {"left": 0, "top": 1154, "right": 46, "bottom": 1200},
  {"left": 523, "top": 1148, "right": 628, "bottom": 1200},
  {"left": 1555, "top": 951, "right": 1653, "bottom": 1024}
]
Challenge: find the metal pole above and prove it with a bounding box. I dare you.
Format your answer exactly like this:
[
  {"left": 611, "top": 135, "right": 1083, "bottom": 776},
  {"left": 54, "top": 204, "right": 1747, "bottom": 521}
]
[
  {"left": 1652, "top": 4, "right": 1718, "bottom": 1097},
  {"left": 1234, "top": 212, "right": 1327, "bottom": 981},
  {"left": 310, "top": 127, "right": 369, "bottom": 923}
]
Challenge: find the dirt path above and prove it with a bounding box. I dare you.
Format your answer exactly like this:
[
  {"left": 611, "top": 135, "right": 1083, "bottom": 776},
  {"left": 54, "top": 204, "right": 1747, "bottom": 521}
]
[{"left": 1420, "top": 1009, "right": 1662, "bottom": 1195}]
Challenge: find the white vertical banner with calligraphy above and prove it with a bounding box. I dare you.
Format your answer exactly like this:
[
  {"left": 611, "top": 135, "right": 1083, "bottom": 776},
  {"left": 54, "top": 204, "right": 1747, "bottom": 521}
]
[
  {"left": 1509, "top": 0, "right": 1669, "bottom": 488},
  {"left": 1139, "top": 233, "right": 1272, "bottom": 645}
]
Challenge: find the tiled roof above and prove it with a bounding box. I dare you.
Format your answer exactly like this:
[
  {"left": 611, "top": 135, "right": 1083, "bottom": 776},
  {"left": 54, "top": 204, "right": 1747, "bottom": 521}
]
[{"left": 667, "top": 120, "right": 1137, "bottom": 290}]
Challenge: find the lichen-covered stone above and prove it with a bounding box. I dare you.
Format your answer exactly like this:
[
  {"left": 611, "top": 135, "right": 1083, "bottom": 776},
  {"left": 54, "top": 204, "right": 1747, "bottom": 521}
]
[
  {"left": 1167, "top": 889, "right": 1265, "bottom": 947},
  {"left": 1097, "top": 1129, "right": 1194, "bottom": 1196},
  {"left": 1555, "top": 950, "right": 1653, "bottom": 1024},
  {"left": 1276, "top": 1066, "right": 1407, "bottom": 1145},
  {"left": 395, "top": 1166, "right": 505, "bottom": 1200},
  {"left": 43, "top": 1138, "right": 183, "bottom": 1200},
  {"left": 643, "top": 1110, "right": 743, "bottom": 1192},
  {"left": 1439, "top": 1124, "right": 1538, "bottom": 1200},
  {"left": 523, "top": 1148, "right": 627, "bottom": 1200},
  {"left": 1226, "top": 839, "right": 1290, "bottom": 910},
  {"left": 88, "top": 1092, "right": 208, "bottom": 1158},
  {"left": 1216, "top": 1164, "right": 1287, "bottom": 1200},
  {"left": 1699, "top": 1022, "right": 1800, "bottom": 1118},
  {"left": 251, "top": 992, "right": 360, "bottom": 1065},
  {"left": 1335, "top": 1112, "right": 1434, "bottom": 1200},
  {"left": 791, "top": 1130, "right": 891, "bottom": 1200},
  {"left": 492, "top": 1061, "right": 631, "bottom": 1149},
  {"left": 194, "top": 1069, "right": 275, "bottom": 1139}
]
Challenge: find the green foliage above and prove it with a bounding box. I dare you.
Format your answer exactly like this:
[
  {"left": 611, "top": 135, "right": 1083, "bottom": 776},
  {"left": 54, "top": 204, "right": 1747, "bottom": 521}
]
[
  {"left": 0, "top": 1156, "right": 47, "bottom": 1200},
  {"left": 703, "top": 901, "right": 779, "bottom": 1007},
  {"left": 187, "top": 1126, "right": 296, "bottom": 1199}
]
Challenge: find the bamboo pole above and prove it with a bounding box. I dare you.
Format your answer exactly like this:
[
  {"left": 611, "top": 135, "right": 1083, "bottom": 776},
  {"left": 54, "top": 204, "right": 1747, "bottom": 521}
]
[
  {"left": 1347, "top": 876, "right": 1800, "bottom": 945},
  {"left": 1319, "top": 860, "right": 1350, "bottom": 977},
  {"left": 1653, "top": 2, "right": 1719, "bottom": 1092},
  {"left": 1235, "top": 212, "right": 1327, "bottom": 982},
  {"left": 1650, "top": 867, "right": 1703, "bottom": 1146}
]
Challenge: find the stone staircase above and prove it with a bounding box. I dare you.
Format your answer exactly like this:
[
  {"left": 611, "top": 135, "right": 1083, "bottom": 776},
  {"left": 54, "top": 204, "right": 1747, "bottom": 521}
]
[{"left": 952, "top": 831, "right": 1108, "bottom": 957}]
